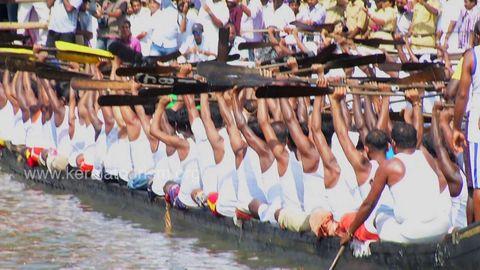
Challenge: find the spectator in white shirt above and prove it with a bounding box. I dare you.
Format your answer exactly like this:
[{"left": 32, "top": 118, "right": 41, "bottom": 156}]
[
  {"left": 266, "top": 0, "right": 295, "bottom": 31},
  {"left": 197, "top": 0, "right": 230, "bottom": 54},
  {"left": 78, "top": 0, "right": 99, "bottom": 47},
  {"left": 296, "top": 0, "right": 326, "bottom": 25},
  {"left": 150, "top": 0, "right": 186, "bottom": 56},
  {"left": 240, "top": 0, "right": 265, "bottom": 42},
  {"left": 46, "top": 0, "right": 84, "bottom": 47},
  {"left": 178, "top": 0, "right": 199, "bottom": 49},
  {"left": 17, "top": 2, "right": 50, "bottom": 44},
  {"left": 179, "top": 23, "right": 217, "bottom": 62},
  {"left": 226, "top": 22, "right": 249, "bottom": 60},
  {"left": 128, "top": 0, "right": 151, "bottom": 55},
  {"left": 288, "top": 0, "right": 300, "bottom": 16}
]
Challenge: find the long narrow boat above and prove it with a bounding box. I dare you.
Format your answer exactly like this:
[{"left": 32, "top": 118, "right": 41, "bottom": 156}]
[{"left": 1, "top": 147, "right": 479, "bottom": 269}]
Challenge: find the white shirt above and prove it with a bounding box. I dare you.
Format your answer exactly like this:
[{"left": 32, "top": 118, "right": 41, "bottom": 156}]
[
  {"left": 229, "top": 36, "right": 249, "bottom": 60},
  {"left": 150, "top": 4, "right": 182, "bottom": 48},
  {"left": 197, "top": 0, "right": 230, "bottom": 54},
  {"left": 129, "top": 7, "right": 151, "bottom": 55},
  {"left": 396, "top": 9, "right": 413, "bottom": 35},
  {"left": 179, "top": 35, "right": 216, "bottom": 62},
  {"left": 437, "top": 0, "right": 462, "bottom": 32},
  {"left": 296, "top": 3, "right": 326, "bottom": 25},
  {"left": 266, "top": 3, "right": 295, "bottom": 30},
  {"left": 178, "top": 9, "right": 199, "bottom": 49},
  {"left": 48, "top": 0, "right": 83, "bottom": 33},
  {"left": 240, "top": 0, "right": 264, "bottom": 42},
  {"left": 78, "top": 10, "right": 98, "bottom": 48}
]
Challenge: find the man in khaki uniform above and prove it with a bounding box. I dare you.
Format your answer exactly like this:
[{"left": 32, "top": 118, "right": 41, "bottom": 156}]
[
  {"left": 409, "top": 0, "right": 440, "bottom": 49},
  {"left": 325, "top": 0, "right": 347, "bottom": 24},
  {"left": 345, "top": 0, "right": 368, "bottom": 38}
]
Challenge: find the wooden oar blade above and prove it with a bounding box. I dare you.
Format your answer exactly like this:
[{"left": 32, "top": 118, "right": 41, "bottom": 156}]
[
  {"left": 56, "top": 51, "right": 107, "bottom": 64},
  {"left": 98, "top": 95, "right": 159, "bottom": 106},
  {"left": 238, "top": 42, "right": 275, "bottom": 50},
  {"left": 217, "top": 27, "right": 230, "bottom": 63},
  {"left": 396, "top": 66, "right": 446, "bottom": 84},
  {"left": 70, "top": 78, "right": 131, "bottom": 91},
  {"left": 256, "top": 85, "right": 332, "bottom": 98}
]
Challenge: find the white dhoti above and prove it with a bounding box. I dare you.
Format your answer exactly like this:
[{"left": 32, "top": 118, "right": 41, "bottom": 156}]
[{"left": 17, "top": 3, "right": 49, "bottom": 45}]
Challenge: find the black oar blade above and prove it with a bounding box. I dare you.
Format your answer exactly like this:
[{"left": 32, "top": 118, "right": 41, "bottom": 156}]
[
  {"left": 108, "top": 40, "right": 143, "bottom": 64},
  {"left": 138, "top": 88, "right": 174, "bottom": 97},
  {"left": 146, "top": 50, "right": 181, "bottom": 64},
  {"left": 238, "top": 42, "right": 275, "bottom": 50},
  {"left": 0, "top": 32, "right": 28, "bottom": 43},
  {"left": 227, "top": 54, "right": 240, "bottom": 62},
  {"left": 5, "top": 57, "right": 37, "bottom": 72},
  {"left": 325, "top": 53, "right": 386, "bottom": 71},
  {"left": 116, "top": 66, "right": 177, "bottom": 76},
  {"left": 256, "top": 85, "right": 332, "bottom": 98},
  {"left": 37, "top": 68, "right": 92, "bottom": 81},
  {"left": 297, "top": 43, "right": 337, "bottom": 66},
  {"left": 98, "top": 95, "right": 159, "bottom": 106},
  {"left": 290, "top": 21, "right": 335, "bottom": 32},
  {"left": 353, "top": 38, "right": 405, "bottom": 47}
]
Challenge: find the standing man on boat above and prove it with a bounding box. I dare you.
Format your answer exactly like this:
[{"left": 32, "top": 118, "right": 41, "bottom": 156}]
[{"left": 453, "top": 21, "right": 480, "bottom": 222}]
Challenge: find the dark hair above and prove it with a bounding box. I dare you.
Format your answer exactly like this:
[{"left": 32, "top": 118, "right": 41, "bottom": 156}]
[
  {"left": 422, "top": 132, "right": 436, "bottom": 158},
  {"left": 321, "top": 115, "right": 334, "bottom": 146},
  {"left": 210, "top": 102, "right": 224, "bottom": 129},
  {"left": 288, "top": 0, "right": 300, "bottom": 4},
  {"left": 475, "top": 20, "right": 480, "bottom": 35},
  {"left": 391, "top": 122, "right": 417, "bottom": 149},
  {"left": 123, "top": 20, "right": 131, "bottom": 28},
  {"left": 143, "top": 102, "right": 156, "bottom": 116},
  {"left": 366, "top": 129, "right": 389, "bottom": 152},
  {"left": 288, "top": 121, "right": 309, "bottom": 150},
  {"left": 248, "top": 118, "right": 265, "bottom": 140},
  {"left": 130, "top": 0, "right": 141, "bottom": 4},
  {"left": 176, "top": 107, "right": 191, "bottom": 134},
  {"left": 244, "top": 99, "right": 257, "bottom": 114},
  {"left": 271, "top": 121, "right": 289, "bottom": 145},
  {"left": 165, "top": 108, "right": 177, "bottom": 128},
  {"left": 54, "top": 81, "right": 70, "bottom": 103}
]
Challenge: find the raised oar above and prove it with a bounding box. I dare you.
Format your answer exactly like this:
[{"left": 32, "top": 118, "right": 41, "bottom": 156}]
[
  {"left": 255, "top": 84, "right": 441, "bottom": 98},
  {"left": 328, "top": 245, "right": 346, "bottom": 270},
  {"left": 217, "top": 27, "right": 231, "bottom": 63},
  {"left": 377, "top": 62, "right": 443, "bottom": 72},
  {"left": 353, "top": 38, "right": 405, "bottom": 47},
  {"left": 238, "top": 41, "right": 276, "bottom": 50},
  {"left": 98, "top": 95, "right": 159, "bottom": 106},
  {"left": 0, "top": 22, "right": 48, "bottom": 30},
  {"left": 116, "top": 66, "right": 178, "bottom": 77},
  {"left": 290, "top": 21, "right": 336, "bottom": 32},
  {"left": 257, "top": 43, "right": 337, "bottom": 69},
  {"left": 279, "top": 54, "right": 387, "bottom": 75}
]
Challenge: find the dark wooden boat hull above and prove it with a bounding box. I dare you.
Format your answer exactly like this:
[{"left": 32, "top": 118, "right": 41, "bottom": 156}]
[{"left": 1, "top": 148, "right": 480, "bottom": 269}]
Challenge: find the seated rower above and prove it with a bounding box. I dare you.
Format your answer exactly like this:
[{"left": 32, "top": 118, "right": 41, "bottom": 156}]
[
  {"left": 341, "top": 119, "right": 451, "bottom": 244},
  {"left": 257, "top": 98, "right": 305, "bottom": 226},
  {"left": 423, "top": 102, "right": 468, "bottom": 228},
  {"left": 151, "top": 95, "right": 201, "bottom": 210},
  {"left": 232, "top": 89, "right": 282, "bottom": 224},
  {"left": 0, "top": 71, "right": 18, "bottom": 150}
]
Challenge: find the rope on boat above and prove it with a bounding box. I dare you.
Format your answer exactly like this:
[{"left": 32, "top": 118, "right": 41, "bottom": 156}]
[{"left": 164, "top": 201, "right": 172, "bottom": 235}]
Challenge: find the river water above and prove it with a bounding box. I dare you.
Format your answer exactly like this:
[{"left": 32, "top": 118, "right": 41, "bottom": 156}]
[{"left": 0, "top": 172, "right": 322, "bottom": 269}]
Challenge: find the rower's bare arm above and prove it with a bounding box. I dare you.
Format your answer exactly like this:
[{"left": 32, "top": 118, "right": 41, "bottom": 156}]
[
  {"left": 0, "top": 80, "right": 6, "bottom": 108},
  {"left": 432, "top": 103, "right": 462, "bottom": 197},
  {"left": 353, "top": 95, "right": 368, "bottom": 144},
  {"left": 280, "top": 97, "right": 318, "bottom": 171},
  {"left": 258, "top": 99, "right": 289, "bottom": 172},
  {"left": 375, "top": 85, "right": 392, "bottom": 136},
  {"left": 342, "top": 161, "right": 390, "bottom": 245},
  {"left": 86, "top": 92, "right": 103, "bottom": 133},
  {"left": 22, "top": 72, "right": 39, "bottom": 114},
  {"left": 201, "top": 93, "right": 225, "bottom": 164},
  {"left": 364, "top": 95, "right": 377, "bottom": 131},
  {"left": 41, "top": 79, "right": 65, "bottom": 127},
  {"left": 311, "top": 96, "right": 340, "bottom": 180},
  {"left": 217, "top": 92, "right": 247, "bottom": 163},
  {"left": 2, "top": 71, "right": 18, "bottom": 109},
  {"left": 405, "top": 89, "right": 423, "bottom": 148},
  {"left": 151, "top": 98, "right": 189, "bottom": 151},
  {"left": 15, "top": 72, "right": 30, "bottom": 120},
  {"left": 296, "top": 97, "right": 308, "bottom": 124},
  {"left": 329, "top": 88, "right": 371, "bottom": 179},
  {"left": 233, "top": 89, "right": 274, "bottom": 171},
  {"left": 454, "top": 51, "right": 473, "bottom": 131}
]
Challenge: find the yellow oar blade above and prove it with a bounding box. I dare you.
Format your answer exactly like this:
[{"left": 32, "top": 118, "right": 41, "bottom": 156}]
[
  {"left": 56, "top": 51, "right": 106, "bottom": 64},
  {"left": 0, "top": 47, "right": 34, "bottom": 55},
  {"left": 55, "top": 41, "right": 113, "bottom": 59}
]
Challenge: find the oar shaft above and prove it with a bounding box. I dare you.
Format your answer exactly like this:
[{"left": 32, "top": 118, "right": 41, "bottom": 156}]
[{"left": 0, "top": 22, "right": 48, "bottom": 30}]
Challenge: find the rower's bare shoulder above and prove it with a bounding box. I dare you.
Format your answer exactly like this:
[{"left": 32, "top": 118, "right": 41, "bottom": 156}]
[{"left": 382, "top": 157, "right": 406, "bottom": 175}]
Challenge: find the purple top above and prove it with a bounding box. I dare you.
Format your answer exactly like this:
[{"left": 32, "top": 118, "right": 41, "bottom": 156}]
[
  {"left": 119, "top": 36, "right": 142, "bottom": 53},
  {"left": 229, "top": 5, "right": 243, "bottom": 35}
]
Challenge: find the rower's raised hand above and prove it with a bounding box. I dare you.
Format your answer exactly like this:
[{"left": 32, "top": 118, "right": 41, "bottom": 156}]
[
  {"left": 159, "top": 96, "right": 172, "bottom": 107},
  {"left": 405, "top": 88, "right": 420, "bottom": 106},
  {"left": 452, "top": 129, "right": 466, "bottom": 154},
  {"left": 330, "top": 87, "right": 347, "bottom": 101},
  {"left": 178, "top": 64, "right": 192, "bottom": 78}
]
